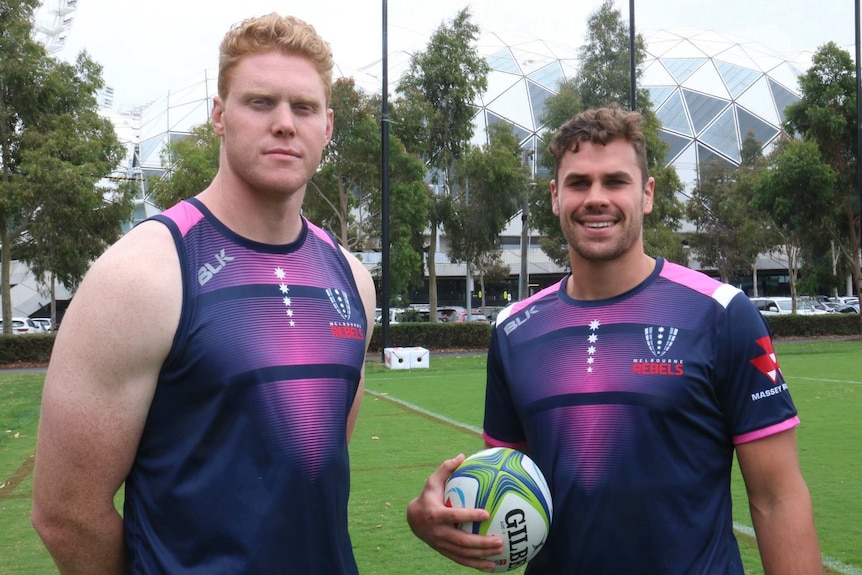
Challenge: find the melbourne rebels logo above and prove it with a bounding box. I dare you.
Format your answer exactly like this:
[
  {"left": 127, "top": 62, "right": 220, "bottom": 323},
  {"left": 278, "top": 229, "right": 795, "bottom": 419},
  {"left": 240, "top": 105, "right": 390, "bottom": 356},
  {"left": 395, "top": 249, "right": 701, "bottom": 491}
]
[
  {"left": 644, "top": 326, "right": 677, "bottom": 357},
  {"left": 633, "top": 326, "right": 684, "bottom": 376},
  {"left": 326, "top": 288, "right": 352, "bottom": 321}
]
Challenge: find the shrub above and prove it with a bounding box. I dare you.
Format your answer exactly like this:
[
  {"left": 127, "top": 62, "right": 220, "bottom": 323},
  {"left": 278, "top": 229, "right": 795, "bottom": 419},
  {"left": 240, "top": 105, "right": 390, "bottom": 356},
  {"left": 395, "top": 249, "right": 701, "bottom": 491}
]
[
  {"left": 763, "top": 314, "right": 862, "bottom": 338},
  {"left": 0, "top": 333, "right": 55, "bottom": 365},
  {"left": 370, "top": 322, "right": 492, "bottom": 353}
]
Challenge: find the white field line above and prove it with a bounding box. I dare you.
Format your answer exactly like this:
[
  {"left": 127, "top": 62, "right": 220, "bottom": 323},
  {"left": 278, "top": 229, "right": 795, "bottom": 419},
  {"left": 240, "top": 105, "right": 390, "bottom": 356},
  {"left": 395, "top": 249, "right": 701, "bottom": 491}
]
[
  {"left": 792, "top": 376, "right": 862, "bottom": 385},
  {"left": 363, "top": 388, "right": 482, "bottom": 435},
  {"left": 365, "top": 388, "right": 861, "bottom": 575},
  {"left": 732, "top": 522, "right": 862, "bottom": 575}
]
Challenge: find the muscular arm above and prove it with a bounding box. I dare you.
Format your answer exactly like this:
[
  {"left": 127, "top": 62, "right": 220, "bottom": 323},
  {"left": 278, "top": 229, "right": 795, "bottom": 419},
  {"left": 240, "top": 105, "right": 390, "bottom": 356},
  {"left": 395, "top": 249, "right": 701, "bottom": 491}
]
[
  {"left": 31, "top": 222, "right": 181, "bottom": 574},
  {"left": 736, "top": 428, "right": 822, "bottom": 575},
  {"left": 342, "top": 247, "right": 376, "bottom": 444}
]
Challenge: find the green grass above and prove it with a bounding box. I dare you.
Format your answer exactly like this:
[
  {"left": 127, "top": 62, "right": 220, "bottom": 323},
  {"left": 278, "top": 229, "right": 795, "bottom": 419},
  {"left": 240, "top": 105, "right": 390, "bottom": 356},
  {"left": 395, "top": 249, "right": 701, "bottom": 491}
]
[
  {"left": 1, "top": 341, "right": 860, "bottom": 574},
  {"left": 0, "top": 373, "right": 54, "bottom": 574}
]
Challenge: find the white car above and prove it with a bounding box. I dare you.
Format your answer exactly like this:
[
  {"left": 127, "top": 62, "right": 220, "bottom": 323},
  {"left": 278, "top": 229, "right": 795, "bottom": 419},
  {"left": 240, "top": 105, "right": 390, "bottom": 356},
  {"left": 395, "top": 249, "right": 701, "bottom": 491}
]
[
  {"left": 0, "top": 317, "right": 42, "bottom": 334},
  {"left": 827, "top": 296, "right": 859, "bottom": 307},
  {"left": 750, "top": 297, "right": 829, "bottom": 316},
  {"left": 31, "top": 318, "right": 53, "bottom": 332},
  {"left": 374, "top": 308, "right": 403, "bottom": 324}
]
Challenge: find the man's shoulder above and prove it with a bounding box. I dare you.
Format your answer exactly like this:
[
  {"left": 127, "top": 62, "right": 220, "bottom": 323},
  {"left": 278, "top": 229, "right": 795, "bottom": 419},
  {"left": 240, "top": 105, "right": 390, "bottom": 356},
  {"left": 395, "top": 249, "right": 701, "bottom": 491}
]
[
  {"left": 494, "top": 281, "right": 564, "bottom": 326},
  {"left": 657, "top": 260, "right": 741, "bottom": 308}
]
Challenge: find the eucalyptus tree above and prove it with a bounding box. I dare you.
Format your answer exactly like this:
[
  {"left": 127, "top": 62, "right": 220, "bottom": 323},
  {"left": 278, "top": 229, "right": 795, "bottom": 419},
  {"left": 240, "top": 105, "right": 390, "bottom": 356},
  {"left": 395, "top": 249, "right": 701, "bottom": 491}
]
[
  {"left": 686, "top": 136, "right": 776, "bottom": 285},
  {"left": 783, "top": 42, "right": 861, "bottom": 304},
  {"left": 751, "top": 139, "right": 836, "bottom": 311},
  {"left": 1, "top": 0, "right": 132, "bottom": 330},
  {"left": 150, "top": 122, "right": 220, "bottom": 209},
  {"left": 446, "top": 122, "right": 529, "bottom": 304},
  {"left": 393, "top": 8, "right": 489, "bottom": 318}
]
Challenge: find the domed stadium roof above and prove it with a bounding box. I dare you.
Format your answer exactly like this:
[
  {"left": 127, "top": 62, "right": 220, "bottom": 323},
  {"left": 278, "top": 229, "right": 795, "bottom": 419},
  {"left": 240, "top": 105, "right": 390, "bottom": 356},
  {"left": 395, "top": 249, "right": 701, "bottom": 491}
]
[
  {"left": 467, "top": 31, "right": 579, "bottom": 155},
  {"left": 641, "top": 28, "right": 805, "bottom": 190}
]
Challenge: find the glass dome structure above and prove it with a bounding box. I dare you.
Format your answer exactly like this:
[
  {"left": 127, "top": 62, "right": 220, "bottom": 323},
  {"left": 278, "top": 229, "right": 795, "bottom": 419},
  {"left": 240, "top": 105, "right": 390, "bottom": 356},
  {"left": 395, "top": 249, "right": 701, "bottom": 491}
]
[{"left": 641, "top": 28, "right": 805, "bottom": 192}]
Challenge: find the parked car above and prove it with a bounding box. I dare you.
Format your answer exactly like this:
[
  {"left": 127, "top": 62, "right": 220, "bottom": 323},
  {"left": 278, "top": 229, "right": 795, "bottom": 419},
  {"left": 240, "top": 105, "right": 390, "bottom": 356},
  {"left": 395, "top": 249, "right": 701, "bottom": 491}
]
[
  {"left": 374, "top": 308, "right": 403, "bottom": 324},
  {"left": 827, "top": 296, "right": 859, "bottom": 307},
  {"left": 449, "top": 310, "right": 490, "bottom": 323},
  {"left": 31, "top": 317, "right": 53, "bottom": 332},
  {"left": 436, "top": 306, "right": 466, "bottom": 322},
  {"left": 749, "top": 297, "right": 829, "bottom": 316},
  {"left": 834, "top": 303, "right": 860, "bottom": 314},
  {"left": 0, "top": 317, "right": 42, "bottom": 334}
]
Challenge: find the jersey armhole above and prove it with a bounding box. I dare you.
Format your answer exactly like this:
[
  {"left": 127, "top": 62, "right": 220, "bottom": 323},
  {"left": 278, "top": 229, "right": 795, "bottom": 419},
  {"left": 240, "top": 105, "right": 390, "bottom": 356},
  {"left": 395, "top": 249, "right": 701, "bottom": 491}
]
[{"left": 149, "top": 214, "right": 195, "bottom": 372}]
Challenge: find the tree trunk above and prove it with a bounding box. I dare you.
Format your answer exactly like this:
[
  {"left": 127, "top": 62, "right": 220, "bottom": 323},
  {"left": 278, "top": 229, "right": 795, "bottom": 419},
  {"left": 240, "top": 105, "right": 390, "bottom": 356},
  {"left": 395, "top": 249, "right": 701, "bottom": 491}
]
[
  {"left": 751, "top": 262, "right": 759, "bottom": 297},
  {"left": 1, "top": 224, "right": 12, "bottom": 335},
  {"left": 786, "top": 241, "right": 800, "bottom": 314}
]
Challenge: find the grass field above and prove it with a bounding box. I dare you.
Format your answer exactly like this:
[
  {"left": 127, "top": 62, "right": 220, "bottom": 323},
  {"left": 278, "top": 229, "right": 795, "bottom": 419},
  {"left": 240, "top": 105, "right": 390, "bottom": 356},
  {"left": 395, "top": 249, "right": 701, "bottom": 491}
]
[{"left": 1, "top": 339, "right": 860, "bottom": 574}]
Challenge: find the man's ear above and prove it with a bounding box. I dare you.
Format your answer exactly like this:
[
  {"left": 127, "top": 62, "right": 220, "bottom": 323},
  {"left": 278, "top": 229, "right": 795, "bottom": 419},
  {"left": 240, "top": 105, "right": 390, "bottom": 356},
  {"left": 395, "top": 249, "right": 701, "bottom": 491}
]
[
  {"left": 550, "top": 180, "right": 560, "bottom": 216},
  {"left": 211, "top": 97, "right": 226, "bottom": 137},
  {"left": 643, "top": 177, "right": 655, "bottom": 215}
]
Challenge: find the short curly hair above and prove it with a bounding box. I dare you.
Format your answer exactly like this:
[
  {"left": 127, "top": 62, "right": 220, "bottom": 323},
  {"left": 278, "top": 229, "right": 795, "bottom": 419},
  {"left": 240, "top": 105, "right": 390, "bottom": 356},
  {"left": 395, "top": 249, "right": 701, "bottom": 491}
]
[
  {"left": 548, "top": 105, "right": 649, "bottom": 185},
  {"left": 218, "top": 13, "right": 333, "bottom": 103}
]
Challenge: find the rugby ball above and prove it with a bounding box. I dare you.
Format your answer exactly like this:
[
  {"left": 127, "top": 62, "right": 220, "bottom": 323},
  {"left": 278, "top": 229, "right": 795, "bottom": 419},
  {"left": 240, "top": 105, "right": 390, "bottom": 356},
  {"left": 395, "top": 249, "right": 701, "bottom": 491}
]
[{"left": 444, "top": 447, "right": 552, "bottom": 572}]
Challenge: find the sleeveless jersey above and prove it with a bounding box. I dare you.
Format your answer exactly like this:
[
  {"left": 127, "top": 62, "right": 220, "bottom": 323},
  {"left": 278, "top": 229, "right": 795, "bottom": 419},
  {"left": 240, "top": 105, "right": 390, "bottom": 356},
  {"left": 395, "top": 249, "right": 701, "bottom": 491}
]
[
  {"left": 123, "top": 198, "right": 367, "bottom": 574},
  {"left": 484, "top": 259, "right": 799, "bottom": 575}
]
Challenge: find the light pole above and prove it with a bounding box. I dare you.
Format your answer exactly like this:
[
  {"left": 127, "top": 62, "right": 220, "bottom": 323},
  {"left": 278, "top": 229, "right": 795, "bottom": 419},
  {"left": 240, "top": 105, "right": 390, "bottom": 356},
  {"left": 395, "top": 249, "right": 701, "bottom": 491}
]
[
  {"left": 629, "top": 0, "right": 637, "bottom": 111},
  {"left": 519, "top": 149, "right": 536, "bottom": 301},
  {"left": 380, "top": 0, "right": 391, "bottom": 358}
]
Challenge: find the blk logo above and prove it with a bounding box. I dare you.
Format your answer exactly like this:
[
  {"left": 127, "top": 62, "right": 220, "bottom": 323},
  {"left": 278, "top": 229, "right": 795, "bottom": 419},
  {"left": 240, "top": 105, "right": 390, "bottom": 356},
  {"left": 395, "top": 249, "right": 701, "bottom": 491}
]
[
  {"left": 198, "top": 249, "right": 234, "bottom": 285},
  {"left": 504, "top": 305, "right": 539, "bottom": 335}
]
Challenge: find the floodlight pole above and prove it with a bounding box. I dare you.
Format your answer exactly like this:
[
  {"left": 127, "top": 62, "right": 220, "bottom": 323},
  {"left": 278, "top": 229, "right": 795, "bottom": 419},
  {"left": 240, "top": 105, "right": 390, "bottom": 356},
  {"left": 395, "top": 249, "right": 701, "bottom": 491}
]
[
  {"left": 856, "top": 0, "right": 862, "bottom": 276},
  {"left": 381, "top": 0, "right": 391, "bottom": 358},
  {"left": 629, "top": 0, "right": 637, "bottom": 111}
]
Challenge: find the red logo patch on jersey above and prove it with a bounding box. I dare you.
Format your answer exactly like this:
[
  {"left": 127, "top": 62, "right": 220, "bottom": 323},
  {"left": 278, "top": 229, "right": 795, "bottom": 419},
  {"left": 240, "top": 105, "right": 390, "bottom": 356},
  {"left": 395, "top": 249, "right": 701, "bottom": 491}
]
[
  {"left": 750, "top": 336, "right": 780, "bottom": 384},
  {"left": 330, "top": 324, "right": 364, "bottom": 340}
]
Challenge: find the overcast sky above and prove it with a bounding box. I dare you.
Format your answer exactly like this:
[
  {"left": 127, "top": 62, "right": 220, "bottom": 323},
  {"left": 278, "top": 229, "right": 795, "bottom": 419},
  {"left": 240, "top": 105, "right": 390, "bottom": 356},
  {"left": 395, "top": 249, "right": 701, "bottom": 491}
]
[{"left": 45, "top": 0, "right": 857, "bottom": 111}]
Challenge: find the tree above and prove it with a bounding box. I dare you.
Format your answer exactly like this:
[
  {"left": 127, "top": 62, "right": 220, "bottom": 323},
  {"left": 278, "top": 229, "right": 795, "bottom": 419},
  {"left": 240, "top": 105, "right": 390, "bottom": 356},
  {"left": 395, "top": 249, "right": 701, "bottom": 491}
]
[
  {"left": 308, "top": 79, "right": 429, "bottom": 306},
  {"left": 751, "top": 139, "right": 836, "bottom": 311},
  {"left": 393, "top": 8, "right": 489, "bottom": 318},
  {"left": 575, "top": 0, "right": 647, "bottom": 111},
  {"left": 686, "top": 134, "right": 777, "bottom": 286},
  {"left": 1, "top": 2, "right": 132, "bottom": 331},
  {"left": 150, "top": 122, "right": 219, "bottom": 209},
  {"left": 307, "top": 78, "right": 379, "bottom": 249},
  {"left": 783, "top": 42, "right": 861, "bottom": 306},
  {"left": 446, "top": 122, "right": 528, "bottom": 299},
  {"left": 361, "top": 127, "right": 431, "bottom": 307},
  {"left": 531, "top": 0, "right": 685, "bottom": 269}
]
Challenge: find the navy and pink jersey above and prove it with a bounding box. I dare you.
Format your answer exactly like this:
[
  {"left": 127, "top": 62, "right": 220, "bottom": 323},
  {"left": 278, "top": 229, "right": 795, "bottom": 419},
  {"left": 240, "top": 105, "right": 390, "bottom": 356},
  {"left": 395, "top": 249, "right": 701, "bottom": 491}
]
[
  {"left": 484, "top": 258, "right": 799, "bottom": 575},
  {"left": 123, "top": 198, "right": 367, "bottom": 574}
]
